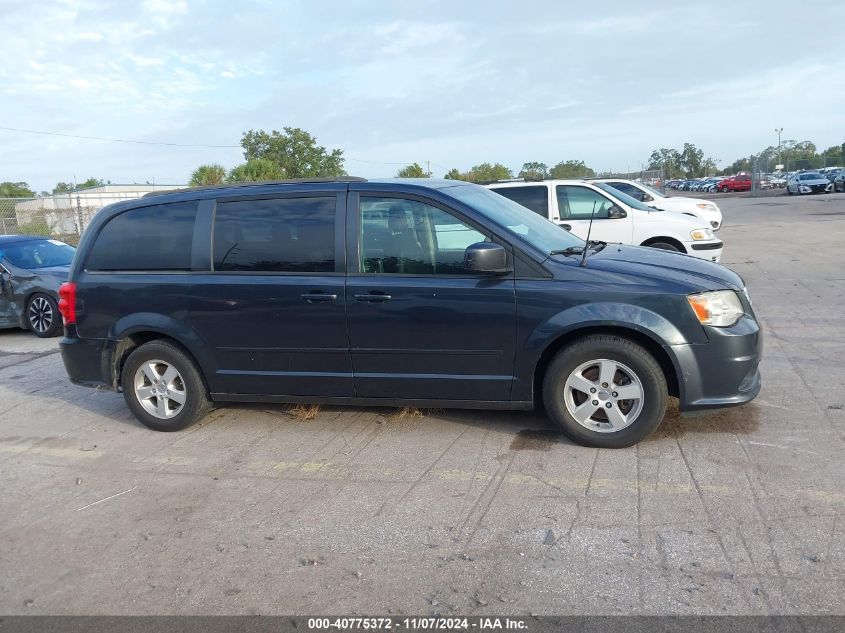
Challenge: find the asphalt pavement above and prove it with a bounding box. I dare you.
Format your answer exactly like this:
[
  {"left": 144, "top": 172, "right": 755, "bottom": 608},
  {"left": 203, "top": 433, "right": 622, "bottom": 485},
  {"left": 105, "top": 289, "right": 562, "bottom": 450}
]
[{"left": 1, "top": 192, "right": 843, "bottom": 615}]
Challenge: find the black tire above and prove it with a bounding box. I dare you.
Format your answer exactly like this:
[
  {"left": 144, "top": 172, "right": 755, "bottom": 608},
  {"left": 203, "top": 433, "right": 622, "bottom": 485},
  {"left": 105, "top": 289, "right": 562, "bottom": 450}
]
[
  {"left": 542, "top": 335, "right": 668, "bottom": 448},
  {"left": 647, "top": 241, "right": 682, "bottom": 252},
  {"left": 720, "top": 185, "right": 729, "bottom": 193},
  {"left": 121, "top": 340, "right": 212, "bottom": 431},
  {"left": 27, "top": 293, "right": 61, "bottom": 338}
]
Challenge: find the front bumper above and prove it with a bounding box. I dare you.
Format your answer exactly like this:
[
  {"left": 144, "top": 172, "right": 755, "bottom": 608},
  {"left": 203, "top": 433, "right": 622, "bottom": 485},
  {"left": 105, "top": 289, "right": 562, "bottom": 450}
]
[
  {"left": 687, "top": 240, "right": 723, "bottom": 263},
  {"left": 672, "top": 314, "right": 762, "bottom": 413}
]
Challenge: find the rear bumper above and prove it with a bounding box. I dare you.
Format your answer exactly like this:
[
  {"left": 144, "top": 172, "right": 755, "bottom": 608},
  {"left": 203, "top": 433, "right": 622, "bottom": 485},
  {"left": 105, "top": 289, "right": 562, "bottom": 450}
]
[
  {"left": 59, "top": 328, "right": 113, "bottom": 389},
  {"left": 672, "top": 315, "right": 762, "bottom": 413}
]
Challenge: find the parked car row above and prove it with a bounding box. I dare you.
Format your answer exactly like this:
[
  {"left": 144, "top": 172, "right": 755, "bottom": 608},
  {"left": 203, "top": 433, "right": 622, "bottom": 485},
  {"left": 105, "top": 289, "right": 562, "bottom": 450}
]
[{"left": 667, "top": 174, "right": 753, "bottom": 193}]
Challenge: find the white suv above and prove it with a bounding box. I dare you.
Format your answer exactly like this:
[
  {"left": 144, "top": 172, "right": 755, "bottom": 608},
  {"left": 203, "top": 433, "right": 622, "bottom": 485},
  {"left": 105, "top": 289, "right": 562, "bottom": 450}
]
[
  {"left": 594, "top": 178, "right": 723, "bottom": 230},
  {"left": 486, "top": 180, "right": 724, "bottom": 262}
]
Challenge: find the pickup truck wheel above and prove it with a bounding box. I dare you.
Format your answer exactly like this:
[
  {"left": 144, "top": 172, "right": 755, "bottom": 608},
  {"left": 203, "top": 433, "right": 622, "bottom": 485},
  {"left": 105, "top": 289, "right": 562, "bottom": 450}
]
[
  {"left": 121, "top": 340, "right": 212, "bottom": 432},
  {"left": 647, "top": 241, "right": 681, "bottom": 252},
  {"left": 542, "top": 335, "right": 668, "bottom": 448},
  {"left": 720, "top": 185, "right": 729, "bottom": 193}
]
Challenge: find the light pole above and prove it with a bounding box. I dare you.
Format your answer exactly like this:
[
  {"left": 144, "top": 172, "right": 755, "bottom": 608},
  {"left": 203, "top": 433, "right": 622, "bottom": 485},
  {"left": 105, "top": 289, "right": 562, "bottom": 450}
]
[{"left": 774, "top": 127, "right": 783, "bottom": 173}]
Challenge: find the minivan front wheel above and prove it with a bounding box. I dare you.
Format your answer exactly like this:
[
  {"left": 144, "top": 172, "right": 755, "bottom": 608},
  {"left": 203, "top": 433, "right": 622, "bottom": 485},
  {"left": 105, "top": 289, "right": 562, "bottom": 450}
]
[
  {"left": 542, "top": 335, "right": 668, "bottom": 448},
  {"left": 121, "top": 340, "right": 211, "bottom": 431}
]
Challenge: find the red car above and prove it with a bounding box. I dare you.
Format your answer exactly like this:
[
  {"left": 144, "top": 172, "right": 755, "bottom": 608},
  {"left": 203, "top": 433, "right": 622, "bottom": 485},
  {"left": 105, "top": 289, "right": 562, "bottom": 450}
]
[{"left": 716, "top": 174, "right": 752, "bottom": 193}]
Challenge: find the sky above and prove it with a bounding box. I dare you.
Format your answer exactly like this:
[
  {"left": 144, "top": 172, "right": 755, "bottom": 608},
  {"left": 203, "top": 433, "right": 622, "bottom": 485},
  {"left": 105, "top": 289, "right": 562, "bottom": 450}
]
[{"left": 1, "top": 0, "right": 844, "bottom": 192}]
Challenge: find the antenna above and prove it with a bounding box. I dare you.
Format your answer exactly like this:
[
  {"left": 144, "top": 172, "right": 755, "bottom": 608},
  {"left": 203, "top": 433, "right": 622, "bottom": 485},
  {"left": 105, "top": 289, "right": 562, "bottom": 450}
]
[{"left": 579, "top": 201, "right": 597, "bottom": 267}]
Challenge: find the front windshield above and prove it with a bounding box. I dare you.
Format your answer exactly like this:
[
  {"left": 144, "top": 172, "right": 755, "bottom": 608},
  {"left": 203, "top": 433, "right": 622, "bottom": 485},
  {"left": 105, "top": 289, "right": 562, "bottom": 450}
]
[
  {"left": 0, "top": 239, "right": 75, "bottom": 269},
  {"left": 800, "top": 173, "right": 822, "bottom": 180},
  {"left": 640, "top": 183, "right": 665, "bottom": 198},
  {"left": 448, "top": 184, "right": 583, "bottom": 254},
  {"left": 592, "top": 182, "right": 656, "bottom": 211}
]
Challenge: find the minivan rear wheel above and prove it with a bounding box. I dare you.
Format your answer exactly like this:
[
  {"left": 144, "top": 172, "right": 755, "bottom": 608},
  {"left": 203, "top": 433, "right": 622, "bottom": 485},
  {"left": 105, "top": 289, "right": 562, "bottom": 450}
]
[
  {"left": 121, "top": 340, "right": 211, "bottom": 432},
  {"left": 542, "top": 335, "right": 668, "bottom": 448}
]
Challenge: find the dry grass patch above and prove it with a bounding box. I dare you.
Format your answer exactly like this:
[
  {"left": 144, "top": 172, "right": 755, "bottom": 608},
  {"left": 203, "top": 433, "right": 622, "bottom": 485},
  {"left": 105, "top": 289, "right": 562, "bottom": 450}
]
[
  {"left": 389, "top": 406, "right": 424, "bottom": 421},
  {"left": 287, "top": 403, "right": 321, "bottom": 421}
]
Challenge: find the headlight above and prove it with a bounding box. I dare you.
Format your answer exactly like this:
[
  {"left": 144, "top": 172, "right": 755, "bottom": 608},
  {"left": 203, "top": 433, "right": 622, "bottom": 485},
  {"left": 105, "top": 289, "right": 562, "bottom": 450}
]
[
  {"left": 690, "top": 228, "right": 715, "bottom": 241},
  {"left": 695, "top": 203, "right": 716, "bottom": 212},
  {"left": 687, "top": 290, "right": 744, "bottom": 327}
]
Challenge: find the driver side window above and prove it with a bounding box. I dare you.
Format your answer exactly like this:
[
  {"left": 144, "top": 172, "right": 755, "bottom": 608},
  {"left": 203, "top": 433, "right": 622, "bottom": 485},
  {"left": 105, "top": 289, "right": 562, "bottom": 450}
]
[
  {"left": 556, "top": 186, "right": 615, "bottom": 220},
  {"left": 359, "top": 197, "right": 488, "bottom": 275}
]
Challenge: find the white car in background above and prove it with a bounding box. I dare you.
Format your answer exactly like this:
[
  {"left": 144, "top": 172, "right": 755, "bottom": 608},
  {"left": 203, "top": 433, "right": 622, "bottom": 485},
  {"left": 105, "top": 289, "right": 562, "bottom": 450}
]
[
  {"left": 594, "top": 178, "right": 723, "bottom": 231},
  {"left": 486, "top": 179, "right": 724, "bottom": 262}
]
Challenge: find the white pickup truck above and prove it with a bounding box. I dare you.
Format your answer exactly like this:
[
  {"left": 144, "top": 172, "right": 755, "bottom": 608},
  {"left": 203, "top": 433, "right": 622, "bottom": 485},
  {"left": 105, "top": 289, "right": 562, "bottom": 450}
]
[{"left": 486, "top": 179, "right": 724, "bottom": 262}]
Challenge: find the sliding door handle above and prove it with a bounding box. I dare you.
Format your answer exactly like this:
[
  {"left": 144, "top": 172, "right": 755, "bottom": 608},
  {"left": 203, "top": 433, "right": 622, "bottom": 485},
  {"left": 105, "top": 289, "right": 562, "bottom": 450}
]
[
  {"left": 354, "top": 293, "right": 392, "bottom": 303},
  {"left": 301, "top": 293, "right": 337, "bottom": 303}
]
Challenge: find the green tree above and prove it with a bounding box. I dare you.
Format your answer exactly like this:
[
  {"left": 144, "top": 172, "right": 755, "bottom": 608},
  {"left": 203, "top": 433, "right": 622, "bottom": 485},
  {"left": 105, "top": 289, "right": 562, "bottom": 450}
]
[
  {"left": 189, "top": 164, "right": 227, "bottom": 186},
  {"left": 52, "top": 178, "right": 104, "bottom": 194},
  {"left": 240, "top": 127, "right": 345, "bottom": 178},
  {"left": 518, "top": 162, "right": 548, "bottom": 181},
  {"left": 0, "top": 181, "right": 34, "bottom": 197},
  {"left": 443, "top": 168, "right": 466, "bottom": 180},
  {"left": 549, "top": 160, "right": 595, "bottom": 179},
  {"left": 679, "top": 143, "right": 704, "bottom": 177},
  {"left": 396, "top": 162, "right": 429, "bottom": 178},
  {"left": 227, "top": 158, "right": 286, "bottom": 182},
  {"left": 647, "top": 148, "right": 682, "bottom": 178},
  {"left": 464, "top": 162, "right": 513, "bottom": 183}
]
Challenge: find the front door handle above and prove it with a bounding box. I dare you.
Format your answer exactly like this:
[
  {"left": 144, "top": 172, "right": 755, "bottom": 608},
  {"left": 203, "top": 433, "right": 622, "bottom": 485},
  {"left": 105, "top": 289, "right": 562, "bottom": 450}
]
[
  {"left": 301, "top": 292, "right": 337, "bottom": 303},
  {"left": 560, "top": 223, "right": 572, "bottom": 230},
  {"left": 354, "top": 293, "right": 392, "bottom": 303}
]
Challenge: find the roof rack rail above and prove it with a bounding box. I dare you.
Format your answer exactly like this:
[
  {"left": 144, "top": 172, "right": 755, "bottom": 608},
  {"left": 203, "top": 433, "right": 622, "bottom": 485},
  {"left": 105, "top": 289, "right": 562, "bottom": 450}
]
[
  {"left": 144, "top": 176, "right": 368, "bottom": 197},
  {"left": 476, "top": 177, "right": 526, "bottom": 186}
]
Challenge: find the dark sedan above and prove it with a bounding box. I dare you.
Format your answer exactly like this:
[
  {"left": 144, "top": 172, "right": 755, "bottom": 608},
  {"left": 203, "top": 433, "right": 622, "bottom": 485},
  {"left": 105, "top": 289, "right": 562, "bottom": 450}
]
[{"left": 0, "top": 235, "right": 75, "bottom": 337}]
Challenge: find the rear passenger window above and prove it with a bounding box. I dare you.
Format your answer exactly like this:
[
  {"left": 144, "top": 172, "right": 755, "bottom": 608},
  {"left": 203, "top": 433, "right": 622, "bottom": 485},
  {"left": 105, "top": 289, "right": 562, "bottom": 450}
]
[
  {"left": 213, "top": 197, "right": 335, "bottom": 272},
  {"left": 86, "top": 201, "right": 197, "bottom": 271},
  {"left": 490, "top": 186, "right": 549, "bottom": 217}
]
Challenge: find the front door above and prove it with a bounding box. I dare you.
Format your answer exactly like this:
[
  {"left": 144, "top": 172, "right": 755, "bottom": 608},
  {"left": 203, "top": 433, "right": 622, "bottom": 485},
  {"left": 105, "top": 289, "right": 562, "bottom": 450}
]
[
  {"left": 189, "top": 192, "right": 353, "bottom": 397},
  {"left": 555, "top": 184, "right": 634, "bottom": 244},
  {"left": 346, "top": 193, "right": 517, "bottom": 402}
]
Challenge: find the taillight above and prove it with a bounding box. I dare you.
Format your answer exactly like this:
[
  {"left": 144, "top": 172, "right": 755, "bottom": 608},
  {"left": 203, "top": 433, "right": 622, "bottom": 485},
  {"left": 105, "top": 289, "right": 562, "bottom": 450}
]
[{"left": 58, "top": 282, "right": 76, "bottom": 325}]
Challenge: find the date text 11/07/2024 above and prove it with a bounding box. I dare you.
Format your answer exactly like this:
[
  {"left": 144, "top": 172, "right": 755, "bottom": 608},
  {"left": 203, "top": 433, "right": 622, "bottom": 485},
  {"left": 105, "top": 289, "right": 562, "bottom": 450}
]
[{"left": 307, "top": 617, "right": 528, "bottom": 630}]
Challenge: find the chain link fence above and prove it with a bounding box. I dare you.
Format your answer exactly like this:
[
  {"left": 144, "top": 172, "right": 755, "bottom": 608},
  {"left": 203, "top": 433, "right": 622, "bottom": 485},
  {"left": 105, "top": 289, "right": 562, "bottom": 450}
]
[
  {"left": 0, "top": 196, "right": 97, "bottom": 246},
  {"left": 598, "top": 168, "right": 666, "bottom": 190},
  {"left": 1, "top": 186, "right": 185, "bottom": 246}
]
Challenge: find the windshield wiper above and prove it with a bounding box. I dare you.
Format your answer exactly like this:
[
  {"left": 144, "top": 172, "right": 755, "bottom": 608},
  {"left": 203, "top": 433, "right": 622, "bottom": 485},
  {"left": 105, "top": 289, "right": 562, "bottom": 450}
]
[{"left": 548, "top": 240, "right": 607, "bottom": 257}]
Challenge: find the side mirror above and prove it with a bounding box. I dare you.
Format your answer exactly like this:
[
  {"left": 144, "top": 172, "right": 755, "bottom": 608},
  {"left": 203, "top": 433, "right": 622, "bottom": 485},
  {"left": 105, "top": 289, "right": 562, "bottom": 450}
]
[
  {"left": 464, "top": 242, "right": 510, "bottom": 275},
  {"left": 641, "top": 193, "right": 653, "bottom": 202},
  {"left": 607, "top": 205, "right": 627, "bottom": 219}
]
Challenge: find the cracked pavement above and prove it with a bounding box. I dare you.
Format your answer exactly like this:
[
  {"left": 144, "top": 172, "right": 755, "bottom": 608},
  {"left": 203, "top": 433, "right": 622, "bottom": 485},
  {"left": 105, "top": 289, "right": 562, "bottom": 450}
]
[{"left": 1, "top": 192, "right": 844, "bottom": 615}]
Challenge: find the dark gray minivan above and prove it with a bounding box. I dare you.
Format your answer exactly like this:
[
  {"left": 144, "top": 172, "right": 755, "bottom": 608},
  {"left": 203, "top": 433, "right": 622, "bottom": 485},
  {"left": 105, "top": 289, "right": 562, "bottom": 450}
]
[{"left": 59, "top": 178, "right": 761, "bottom": 448}]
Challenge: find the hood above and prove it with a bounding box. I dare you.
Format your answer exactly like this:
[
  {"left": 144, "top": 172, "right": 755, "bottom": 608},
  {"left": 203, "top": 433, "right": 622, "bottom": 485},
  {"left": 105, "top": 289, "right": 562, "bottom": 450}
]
[
  {"left": 577, "top": 244, "right": 743, "bottom": 292},
  {"left": 632, "top": 207, "right": 712, "bottom": 230}
]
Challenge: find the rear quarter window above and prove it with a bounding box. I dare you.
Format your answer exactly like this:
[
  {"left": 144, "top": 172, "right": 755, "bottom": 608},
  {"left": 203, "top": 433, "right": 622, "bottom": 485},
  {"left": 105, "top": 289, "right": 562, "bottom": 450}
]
[{"left": 86, "top": 201, "right": 198, "bottom": 271}]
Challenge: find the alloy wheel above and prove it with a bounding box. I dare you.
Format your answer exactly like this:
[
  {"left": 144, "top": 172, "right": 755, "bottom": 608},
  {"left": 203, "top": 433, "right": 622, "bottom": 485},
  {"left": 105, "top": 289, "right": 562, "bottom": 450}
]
[
  {"left": 133, "top": 360, "right": 187, "bottom": 419},
  {"left": 28, "top": 297, "right": 54, "bottom": 334},
  {"left": 563, "top": 358, "right": 644, "bottom": 433}
]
